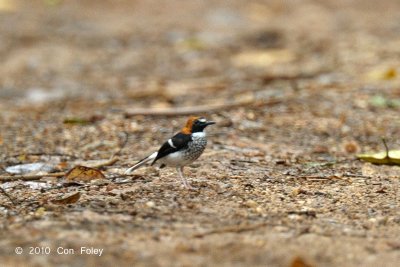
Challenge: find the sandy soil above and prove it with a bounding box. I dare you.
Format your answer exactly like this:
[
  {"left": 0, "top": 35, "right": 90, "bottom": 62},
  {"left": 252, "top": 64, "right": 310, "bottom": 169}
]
[{"left": 1, "top": 1, "right": 400, "bottom": 266}]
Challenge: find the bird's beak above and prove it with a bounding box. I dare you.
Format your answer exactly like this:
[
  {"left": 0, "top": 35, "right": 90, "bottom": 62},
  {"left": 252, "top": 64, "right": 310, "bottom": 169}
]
[{"left": 205, "top": 121, "right": 216, "bottom": 126}]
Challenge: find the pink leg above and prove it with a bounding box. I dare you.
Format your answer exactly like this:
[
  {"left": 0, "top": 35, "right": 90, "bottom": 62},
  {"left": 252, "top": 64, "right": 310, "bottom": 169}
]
[{"left": 176, "top": 167, "right": 195, "bottom": 190}]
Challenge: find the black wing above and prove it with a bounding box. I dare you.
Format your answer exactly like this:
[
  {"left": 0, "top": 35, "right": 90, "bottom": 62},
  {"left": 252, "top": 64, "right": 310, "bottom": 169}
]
[{"left": 151, "top": 132, "right": 192, "bottom": 165}]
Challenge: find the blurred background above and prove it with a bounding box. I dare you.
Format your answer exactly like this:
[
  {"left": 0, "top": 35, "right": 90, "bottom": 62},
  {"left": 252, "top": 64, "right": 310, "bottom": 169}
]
[{"left": 0, "top": 0, "right": 399, "bottom": 105}]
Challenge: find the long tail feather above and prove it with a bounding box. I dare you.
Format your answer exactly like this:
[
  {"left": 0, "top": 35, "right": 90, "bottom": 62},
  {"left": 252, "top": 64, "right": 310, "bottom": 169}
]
[{"left": 125, "top": 152, "right": 157, "bottom": 174}]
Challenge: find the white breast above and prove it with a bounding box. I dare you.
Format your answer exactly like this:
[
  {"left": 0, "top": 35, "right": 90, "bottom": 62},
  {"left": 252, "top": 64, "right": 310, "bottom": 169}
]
[
  {"left": 158, "top": 131, "right": 207, "bottom": 167},
  {"left": 191, "top": 132, "right": 206, "bottom": 139}
]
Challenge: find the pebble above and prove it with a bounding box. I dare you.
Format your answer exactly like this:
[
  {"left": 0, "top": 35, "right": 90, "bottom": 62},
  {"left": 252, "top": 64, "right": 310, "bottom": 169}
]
[
  {"left": 245, "top": 199, "right": 258, "bottom": 208},
  {"left": 146, "top": 201, "right": 156, "bottom": 208}
]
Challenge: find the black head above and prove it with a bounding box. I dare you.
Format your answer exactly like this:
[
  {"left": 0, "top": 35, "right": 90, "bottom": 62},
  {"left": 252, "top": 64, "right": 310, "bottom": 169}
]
[{"left": 182, "top": 116, "right": 215, "bottom": 133}]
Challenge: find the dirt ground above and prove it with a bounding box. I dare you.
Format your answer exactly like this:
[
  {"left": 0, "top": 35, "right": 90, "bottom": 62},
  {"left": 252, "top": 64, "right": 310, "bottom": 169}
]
[{"left": 1, "top": 0, "right": 400, "bottom": 266}]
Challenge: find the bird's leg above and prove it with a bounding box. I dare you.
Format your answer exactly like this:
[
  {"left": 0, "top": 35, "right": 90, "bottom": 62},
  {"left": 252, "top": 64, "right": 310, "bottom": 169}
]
[{"left": 176, "top": 166, "right": 193, "bottom": 189}]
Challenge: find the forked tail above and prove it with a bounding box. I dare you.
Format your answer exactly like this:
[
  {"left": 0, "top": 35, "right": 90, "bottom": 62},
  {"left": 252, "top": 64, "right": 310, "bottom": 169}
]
[{"left": 124, "top": 152, "right": 157, "bottom": 174}]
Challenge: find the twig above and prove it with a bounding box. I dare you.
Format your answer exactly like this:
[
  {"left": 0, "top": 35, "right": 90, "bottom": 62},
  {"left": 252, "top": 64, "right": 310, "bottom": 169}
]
[
  {"left": 297, "top": 175, "right": 352, "bottom": 184},
  {"left": 381, "top": 137, "right": 390, "bottom": 158},
  {"left": 124, "top": 98, "right": 282, "bottom": 117},
  {"left": 259, "top": 72, "right": 325, "bottom": 85},
  {"left": 193, "top": 222, "right": 279, "bottom": 238},
  {"left": 5, "top": 152, "right": 77, "bottom": 160},
  {"left": 0, "top": 172, "right": 65, "bottom": 182},
  {"left": 91, "top": 157, "right": 119, "bottom": 168},
  {"left": 342, "top": 174, "right": 372, "bottom": 179},
  {"left": 0, "top": 158, "right": 119, "bottom": 183}
]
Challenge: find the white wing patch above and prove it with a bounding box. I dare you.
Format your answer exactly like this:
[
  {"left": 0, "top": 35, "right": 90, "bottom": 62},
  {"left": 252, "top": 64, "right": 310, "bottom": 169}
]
[{"left": 168, "top": 138, "right": 177, "bottom": 148}]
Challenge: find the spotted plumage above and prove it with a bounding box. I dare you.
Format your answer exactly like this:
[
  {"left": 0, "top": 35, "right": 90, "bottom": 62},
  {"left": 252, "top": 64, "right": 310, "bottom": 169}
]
[{"left": 125, "top": 116, "right": 215, "bottom": 189}]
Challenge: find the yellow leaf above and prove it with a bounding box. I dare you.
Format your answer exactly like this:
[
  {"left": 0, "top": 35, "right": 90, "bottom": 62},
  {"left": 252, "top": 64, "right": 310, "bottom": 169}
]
[
  {"left": 65, "top": 166, "right": 105, "bottom": 182},
  {"left": 357, "top": 150, "right": 400, "bottom": 165}
]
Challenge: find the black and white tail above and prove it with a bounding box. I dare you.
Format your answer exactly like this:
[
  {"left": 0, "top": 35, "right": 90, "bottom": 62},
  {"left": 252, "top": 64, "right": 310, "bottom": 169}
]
[{"left": 125, "top": 152, "right": 157, "bottom": 174}]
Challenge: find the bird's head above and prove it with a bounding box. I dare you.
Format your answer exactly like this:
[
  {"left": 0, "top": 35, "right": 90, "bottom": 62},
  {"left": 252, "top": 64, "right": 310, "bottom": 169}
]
[{"left": 181, "top": 116, "right": 215, "bottom": 134}]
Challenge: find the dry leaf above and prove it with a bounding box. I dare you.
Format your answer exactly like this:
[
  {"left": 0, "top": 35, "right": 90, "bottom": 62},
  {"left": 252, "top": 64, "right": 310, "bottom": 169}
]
[
  {"left": 65, "top": 166, "right": 105, "bottom": 182},
  {"left": 52, "top": 192, "right": 81, "bottom": 205},
  {"left": 290, "top": 256, "right": 314, "bottom": 267}
]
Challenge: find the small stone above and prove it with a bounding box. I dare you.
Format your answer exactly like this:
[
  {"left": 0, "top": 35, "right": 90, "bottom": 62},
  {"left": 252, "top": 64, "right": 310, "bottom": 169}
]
[
  {"left": 146, "top": 201, "right": 156, "bottom": 208},
  {"left": 255, "top": 206, "right": 263, "bottom": 214},
  {"left": 245, "top": 199, "right": 258, "bottom": 208}
]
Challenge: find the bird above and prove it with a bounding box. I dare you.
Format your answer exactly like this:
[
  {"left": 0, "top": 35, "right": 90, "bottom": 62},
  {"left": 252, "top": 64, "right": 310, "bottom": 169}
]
[{"left": 125, "top": 116, "right": 215, "bottom": 189}]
